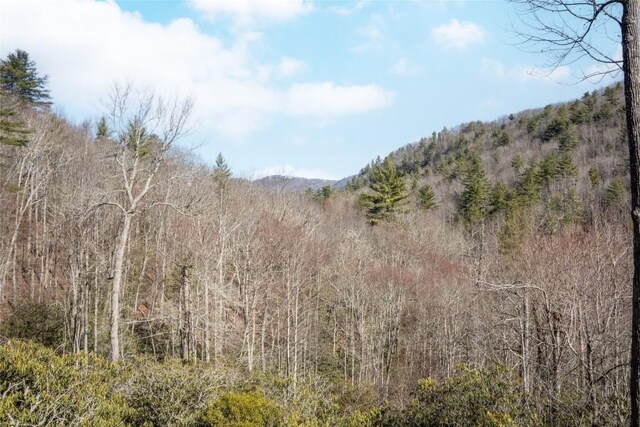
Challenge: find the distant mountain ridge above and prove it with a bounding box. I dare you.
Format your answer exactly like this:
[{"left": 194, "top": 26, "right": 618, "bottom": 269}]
[{"left": 252, "top": 175, "right": 336, "bottom": 192}]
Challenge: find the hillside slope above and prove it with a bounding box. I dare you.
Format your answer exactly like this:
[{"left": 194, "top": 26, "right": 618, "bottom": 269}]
[{"left": 346, "top": 82, "right": 628, "bottom": 234}]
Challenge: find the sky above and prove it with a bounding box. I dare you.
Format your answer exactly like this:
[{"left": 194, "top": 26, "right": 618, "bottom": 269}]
[{"left": 0, "top": 0, "right": 622, "bottom": 180}]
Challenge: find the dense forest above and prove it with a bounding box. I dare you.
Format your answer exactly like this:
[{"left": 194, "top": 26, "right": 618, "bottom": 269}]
[{"left": 0, "top": 49, "right": 632, "bottom": 426}]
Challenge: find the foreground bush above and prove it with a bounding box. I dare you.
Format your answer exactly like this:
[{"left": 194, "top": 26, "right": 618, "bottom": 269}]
[
  {"left": 7, "top": 341, "right": 600, "bottom": 426},
  {"left": 121, "top": 358, "right": 222, "bottom": 427},
  {"left": 0, "top": 340, "right": 131, "bottom": 426},
  {"left": 384, "top": 365, "right": 540, "bottom": 427},
  {"left": 198, "top": 390, "right": 282, "bottom": 426},
  {"left": 0, "top": 340, "right": 383, "bottom": 426}
]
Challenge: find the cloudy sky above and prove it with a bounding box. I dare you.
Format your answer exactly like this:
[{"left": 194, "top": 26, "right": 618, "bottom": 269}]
[{"left": 1, "top": 0, "right": 621, "bottom": 180}]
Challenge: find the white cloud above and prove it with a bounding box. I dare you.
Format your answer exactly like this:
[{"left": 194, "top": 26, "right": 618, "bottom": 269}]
[
  {"left": 1, "top": 0, "right": 392, "bottom": 140},
  {"left": 391, "top": 58, "right": 423, "bottom": 75},
  {"left": 276, "top": 57, "right": 306, "bottom": 78},
  {"left": 431, "top": 19, "right": 486, "bottom": 49},
  {"left": 254, "top": 57, "right": 306, "bottom": 83},
  {"left": 189, "top": 0, "right": 312, "bottom": 25},
  {"left": 252, "top": 164, "right": 337, "bottom": 180},
  {"left": 1, "top": 0, "right": 259, "bottom": 136},
  {"left": 285, "top": 82, "right": 394, "bottom": 116}
]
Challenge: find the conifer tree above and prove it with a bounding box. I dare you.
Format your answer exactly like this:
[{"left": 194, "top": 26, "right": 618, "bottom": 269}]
[
  {"left": 605, "top": 178, "right": 625, "bottom": 207},
  {"left": 0, "top": 106, "right": 29, "bottom": 146},
  {"left": 213, "top": 153, "right": 231, "bottom": 184},
  {"left": 0, "top": 49, "right": 48, "bottom": 146},
  {"left": 0, "top": 49, "right": 51, "bottom": 106},
  {"left": 569, "top": 100, "right": 589, "bottom": 124},
  {"left": 360, "top": 158, "right": 409, "bottom": 224},
  {"left": 559, "top": 127, "right": 579, "bottom": 153},
  {"left": 96, "top": 117, "right": 109, "bottom": 139},
  {"left": 458, "top": 156, "right": 491, "bottom": 285},
  {"left": 537, "top": 152, "right": 558, "bottom": 186},
  {"left": 543, "top": 107, "right": 570, "bottom": 141},
  {"left": 490, "top": 181, "right": 509, "bottom": 214},
  {"left": 516, "top": 164, "right": 541, "bottom": 207},
  {"left": 417, "top": 184, "right": 438, "bottom": 210},
  {"left": 314, "top": 185, "right": 335, "bottom": 201},
  {"left": 459, "top": 156, "right": 490, "bottom": 224},
  {"left": 557, "top": 152, "right": 577, "bottom": 177}
]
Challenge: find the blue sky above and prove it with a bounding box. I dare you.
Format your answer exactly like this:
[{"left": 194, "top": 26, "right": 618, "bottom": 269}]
[{"left": 1, "top": 0, "right": 621, "bottom": 180}]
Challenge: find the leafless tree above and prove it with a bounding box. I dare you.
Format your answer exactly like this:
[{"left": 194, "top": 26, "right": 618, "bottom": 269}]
[{"left": 99, "top": 83, "right": 192, "bottom": 361}]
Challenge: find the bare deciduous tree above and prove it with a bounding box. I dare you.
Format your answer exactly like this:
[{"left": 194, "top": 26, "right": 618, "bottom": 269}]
[{"left": 100, "top": 83, "right": 192, "bottom": 361}]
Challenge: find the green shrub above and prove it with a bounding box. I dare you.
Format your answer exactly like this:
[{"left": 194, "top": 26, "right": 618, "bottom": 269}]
[
  {"left": 199, "top": 390, "right": 282, "bottom": 427},
  {"left": 122, "top": 358, "right": 220, "bottom": 427},
  {"left": 387, "top": 365, "right": 540, "bottom": 427},
  {"left": 0, "top": 340, "right": 131, "bottom": 426}
]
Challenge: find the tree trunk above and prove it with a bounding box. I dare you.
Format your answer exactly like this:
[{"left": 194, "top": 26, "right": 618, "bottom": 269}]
[
  {"left": 204, "top": 273, "right": 211, "bottom": 363},
  {"left": 110, "top": 213, "right": 132, "bottom": 361},
  {"left": 521, "top": 287, "right": 530, "bottom": 394},
  {"left": 181, "top": 264, "right": 192, "bottom": 363},
  {"left": 623, "top": 1, "right": 640, "bottom": 425}
]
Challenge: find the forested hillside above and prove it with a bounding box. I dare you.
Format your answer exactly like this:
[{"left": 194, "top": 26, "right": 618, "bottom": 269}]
[{"left": 0, "top": 50, "right": 632, "bottom": 426}]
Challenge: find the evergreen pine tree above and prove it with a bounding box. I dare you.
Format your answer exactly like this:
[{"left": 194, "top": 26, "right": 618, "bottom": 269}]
[
  {"left": 516, "top": 163, "right": 541, "bottom": 207},
  {"left": 213, "top": 153, "right": 231, "bottom": 184},
  {"left": 543, "top": 107, "right": 570, "bottom": 141},
  {"left": 417, "top": 184, "right": 438, "bottom": 210},
  {"left": 605, "top": 178, "right": 625, "bottom": 207},
  {"left": 557, "top": 152, "right": 577, "bottom": 177},
  {"left": 459, "top": 156, "right": 490, "bottom": 224},
  {"left": 0, "top": 106, "right": 29, "bottom": 146},
  {"left": 1, "top": 49, "right": 51, "bottom": 106},
  {"left": 96, "top": 117, "right": 109, "bottom": 139},
  {"left": 537, "top": 152, "right": 559, "bottom": 186},
  {"left": 490, "top": 181, "right": 509, "bottom": 214},
  {"left": 314, "top": 185, "right": 335, "bottom": 201},
  {"left": 493, "top": 129, "right": 512, "bottom": 147},
  {"left": 569, "top": 100, "right": 589, "bottom": 124},
  {"left": 559, "top": 127, "right": 579, "bottom": 153},
  {"left": 360, "top": 158, "right": 409, "bottom": 224}
]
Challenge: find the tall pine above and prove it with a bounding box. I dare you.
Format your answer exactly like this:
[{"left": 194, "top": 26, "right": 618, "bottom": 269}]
[
  {"left": 459, "top": 156, "right": 491, "bottom": 284},
  {"left": 459, "top": 156, "right": 490, "bottom": 224},
  {"left": 417, "top": 184, "right": 438, "bottom": 210},
  {"left": 360, "top": 158, "right": 409, "bottom": 224},
  {"left": 213, "top": 153, "right": 231, "bottom": 185},
  {"left": 1, "top": 49, "right": 51, "bottom": 106}
]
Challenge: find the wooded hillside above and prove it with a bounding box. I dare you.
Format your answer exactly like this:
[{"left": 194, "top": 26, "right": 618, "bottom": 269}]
[{"left": 0, "top": 50, "right": 632, "bottom": 426}]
